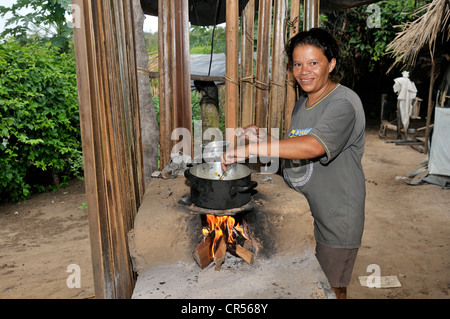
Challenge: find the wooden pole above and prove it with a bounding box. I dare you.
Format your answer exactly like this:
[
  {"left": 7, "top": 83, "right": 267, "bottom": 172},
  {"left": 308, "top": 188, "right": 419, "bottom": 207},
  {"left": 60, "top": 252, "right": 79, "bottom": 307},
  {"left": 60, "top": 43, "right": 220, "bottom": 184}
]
[
  {"left": 158, "top": 0, "right": 174, "bottom": 169},
  {"left": 284, "top": 0, "right": 300, "bottom": 137},
  {"left": 240, "top": 0, "right": 255, "bottom": 128},
  {"left": 225, "top": 0, "right": 240, "bottom": 136},
  {"left": 269, "top": 0, "right": 287, "bottom": 138},
  {"left": 424, "top": 59, "right": 436, "bottom": 154},
  {"left": 254, "top": 0, "right": 272, "bottom": 129},
  {"left": 303, "top": 0, "right": 320, "bottom": 31},
  {"left": 173, "top": 0, "right": 192, "bottom": 156}
]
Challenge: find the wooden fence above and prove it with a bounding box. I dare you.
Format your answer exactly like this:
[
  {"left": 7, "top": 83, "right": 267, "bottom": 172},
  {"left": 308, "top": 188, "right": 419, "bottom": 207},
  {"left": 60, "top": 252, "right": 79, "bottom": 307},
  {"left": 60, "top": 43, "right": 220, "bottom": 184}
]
[
  {"left": 156, "top": 0, "right": 302, "bottom": 169},
  {"left": 72, "top": 0, "right": 144, "bottom": 298}
]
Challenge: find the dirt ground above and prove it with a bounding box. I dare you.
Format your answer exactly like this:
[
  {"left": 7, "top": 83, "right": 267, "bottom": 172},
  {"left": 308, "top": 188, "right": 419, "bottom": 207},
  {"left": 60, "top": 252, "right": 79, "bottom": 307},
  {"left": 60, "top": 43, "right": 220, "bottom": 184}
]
[{"left": 0, "top": 128, "right": 448, "bottom": 299}]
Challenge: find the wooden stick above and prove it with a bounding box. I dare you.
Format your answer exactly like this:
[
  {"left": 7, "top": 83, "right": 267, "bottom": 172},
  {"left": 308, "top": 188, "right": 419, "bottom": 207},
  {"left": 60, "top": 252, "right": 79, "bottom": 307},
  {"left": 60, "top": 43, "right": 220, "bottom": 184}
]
[
  {"left": 235, "top": 244, "right": 254, "bottom": 264},
  {"left": 214, "top": 236, "right": 227, "bottom": 270},
  {"left": 193, "top": 235, "right": 214, "bottom": 269}
]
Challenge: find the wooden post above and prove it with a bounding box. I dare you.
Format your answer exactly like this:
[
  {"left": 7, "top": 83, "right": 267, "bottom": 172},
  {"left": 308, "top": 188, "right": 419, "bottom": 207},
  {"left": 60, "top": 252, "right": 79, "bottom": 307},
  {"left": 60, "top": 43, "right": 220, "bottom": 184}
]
[
  {"left": 254, "top": 0, "right": 272, "bottom": 129},
  {"left": 284, "top": 0, "right": 300, "bottom": 137},
  {"left": 173, "top": 0, "right": 192, "bottom": 157},
  {"left": 225, "top": 0, "right": 240, "bottom": 136},
  {"left": 269, "top": 0, "right": 287, "bottom": 138},
  {"left": 424, "top": 59, "right": 436, "bottom": 154},
  {"left": 303, "top": 0, "right": 320, "bottom": 31},
  {"left": 72, "top": 0, "right": 144, "bottom": 298},
  {"left": 158, "top": 0, "right": 174, "bottom": 169},
  {"left": 240, "top": 0, "right": 255, "bottom": 128}
]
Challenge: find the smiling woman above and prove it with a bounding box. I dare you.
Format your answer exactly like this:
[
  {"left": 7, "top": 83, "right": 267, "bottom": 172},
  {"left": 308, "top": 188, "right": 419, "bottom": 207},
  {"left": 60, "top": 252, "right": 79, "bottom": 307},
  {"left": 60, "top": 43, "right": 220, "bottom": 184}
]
[{"left": 222, "top": 28, "right": 366, "bottom": 299}]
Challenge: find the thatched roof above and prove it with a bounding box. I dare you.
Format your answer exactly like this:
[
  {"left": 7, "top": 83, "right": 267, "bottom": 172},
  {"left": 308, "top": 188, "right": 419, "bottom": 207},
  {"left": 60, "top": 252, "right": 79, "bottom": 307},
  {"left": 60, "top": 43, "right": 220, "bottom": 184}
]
[{"left": 386, "top": 0, "right": 450, "bottom": 71}]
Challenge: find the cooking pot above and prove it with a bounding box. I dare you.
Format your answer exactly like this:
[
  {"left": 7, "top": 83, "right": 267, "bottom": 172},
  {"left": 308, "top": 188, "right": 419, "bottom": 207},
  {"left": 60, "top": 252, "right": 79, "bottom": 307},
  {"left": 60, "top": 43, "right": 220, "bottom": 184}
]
[
  {"left": 184, "top": 162, "right": 257, "bottom": 210},
  {"left": 201, "top": 140, "right": 229, "bottom": 162}
]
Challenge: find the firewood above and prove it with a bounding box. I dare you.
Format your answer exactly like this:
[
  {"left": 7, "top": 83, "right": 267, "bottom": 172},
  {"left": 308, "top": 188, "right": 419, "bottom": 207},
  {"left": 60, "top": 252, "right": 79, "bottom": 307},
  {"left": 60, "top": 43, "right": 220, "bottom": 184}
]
[
  {"left": 214, "top": 236, "right": 227, "bottom": 270},
  {"left": 235, "top": 244, "right": 254, "bottom": 264},
  {"left": 193, "top": 235, "right": 213, "bottom": 269}
]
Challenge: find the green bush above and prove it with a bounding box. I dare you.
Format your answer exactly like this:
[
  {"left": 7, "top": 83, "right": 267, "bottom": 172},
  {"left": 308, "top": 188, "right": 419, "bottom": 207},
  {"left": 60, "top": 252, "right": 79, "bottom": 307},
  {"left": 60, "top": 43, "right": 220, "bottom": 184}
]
[{"left": 0, "top": 39, "right": 82, "bottom": 203}]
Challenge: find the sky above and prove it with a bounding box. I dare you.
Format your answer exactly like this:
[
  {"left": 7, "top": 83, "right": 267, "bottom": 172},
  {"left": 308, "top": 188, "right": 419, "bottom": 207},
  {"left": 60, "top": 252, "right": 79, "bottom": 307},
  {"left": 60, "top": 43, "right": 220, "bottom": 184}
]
[{"left": 0, "top": 0, "right": 159, "bottom": 34}]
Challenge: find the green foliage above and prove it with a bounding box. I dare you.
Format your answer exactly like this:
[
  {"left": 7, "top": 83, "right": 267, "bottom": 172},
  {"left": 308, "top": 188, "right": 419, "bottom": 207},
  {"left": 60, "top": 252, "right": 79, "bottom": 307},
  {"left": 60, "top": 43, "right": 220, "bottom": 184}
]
[
  {"left": 0, "top": 0, "right": 73, "bottom": 51},
  {"left": 324, "top": 0, "right": 430, "bottom": 85},
  {"left": 0, "top": 38, "right": 82, "bottom": 203},
  {"left": 190, "top": 25, "right": 226, "bottom": 54}
]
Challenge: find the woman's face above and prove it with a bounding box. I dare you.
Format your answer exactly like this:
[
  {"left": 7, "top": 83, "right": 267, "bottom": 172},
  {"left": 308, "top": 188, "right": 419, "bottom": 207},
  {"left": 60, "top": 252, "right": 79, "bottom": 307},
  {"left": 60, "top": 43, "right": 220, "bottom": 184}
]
[{"left": 292, "top": 44, "right": 336, "bottom": 95}]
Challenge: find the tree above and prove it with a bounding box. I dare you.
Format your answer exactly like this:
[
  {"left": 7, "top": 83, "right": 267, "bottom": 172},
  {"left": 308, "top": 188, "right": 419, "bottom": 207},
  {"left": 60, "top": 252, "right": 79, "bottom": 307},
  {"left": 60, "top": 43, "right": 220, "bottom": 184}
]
[{"left": 0, "top": 0, "right": 72, "bottom": 50}]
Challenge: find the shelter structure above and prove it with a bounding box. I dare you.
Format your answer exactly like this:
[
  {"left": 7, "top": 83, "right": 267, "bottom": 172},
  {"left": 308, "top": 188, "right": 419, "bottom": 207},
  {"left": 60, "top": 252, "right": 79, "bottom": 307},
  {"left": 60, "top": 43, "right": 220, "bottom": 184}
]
[
  {"left": 72, "top": 0, "right": 381, "bottom": 298},
  {"left": 387, "top": 0, "right": 450, "bottom": 153}
]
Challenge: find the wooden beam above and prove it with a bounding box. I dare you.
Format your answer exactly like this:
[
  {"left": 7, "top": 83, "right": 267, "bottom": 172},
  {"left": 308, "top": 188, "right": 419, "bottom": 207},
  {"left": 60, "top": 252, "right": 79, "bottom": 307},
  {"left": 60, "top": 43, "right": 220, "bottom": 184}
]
[
  {"left": 158, "top": 0, "right": 174, "bottom": 169},
  {"left": 173, "top": 0, "right": 192, "bottom": 156},
  {"left": 254, "top": 0, "right": 272, "bottom": 129},
  {"left": 424, "top": 60, "right": 436, "bottom": 154},
  {"left": 269, "top": 0, "right": 287, "bottom": 138},
  {"left": 240, "top": 0, "right": 255, "bottom": 128},
  {"left": 225, "top": 0, "right": 240, "bottom": 135},
  {"left": 303, "top": 0, "right": 320, "bottom": 31},
  {"left": 284, "top": 0, "right": 300, "bottom": 137}
]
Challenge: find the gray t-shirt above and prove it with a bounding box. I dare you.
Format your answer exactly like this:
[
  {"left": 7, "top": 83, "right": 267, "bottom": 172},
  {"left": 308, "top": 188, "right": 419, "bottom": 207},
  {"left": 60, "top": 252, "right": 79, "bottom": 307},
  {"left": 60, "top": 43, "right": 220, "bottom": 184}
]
[{"left": 282, "top": 84, "right": 366, "bottom": 249}]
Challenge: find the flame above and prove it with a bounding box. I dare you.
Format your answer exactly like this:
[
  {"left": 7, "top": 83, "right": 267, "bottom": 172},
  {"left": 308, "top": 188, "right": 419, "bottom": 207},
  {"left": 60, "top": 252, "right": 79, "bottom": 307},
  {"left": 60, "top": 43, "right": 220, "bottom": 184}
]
[{"left": 202, "top": 214, "right": 248, "bottom": 257}]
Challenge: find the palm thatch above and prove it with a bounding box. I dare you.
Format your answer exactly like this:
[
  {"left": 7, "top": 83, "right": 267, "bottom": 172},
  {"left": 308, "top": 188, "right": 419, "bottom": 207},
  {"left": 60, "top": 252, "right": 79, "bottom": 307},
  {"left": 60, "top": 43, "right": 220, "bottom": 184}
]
[{"left": 386, "top": 0, "right": 450, "bottom": 72}]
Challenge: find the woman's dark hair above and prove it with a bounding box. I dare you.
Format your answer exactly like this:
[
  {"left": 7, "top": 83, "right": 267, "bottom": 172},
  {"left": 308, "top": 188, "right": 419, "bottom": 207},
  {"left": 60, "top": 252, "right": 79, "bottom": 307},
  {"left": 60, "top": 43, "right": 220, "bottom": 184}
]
[{"left": 286, "top": 28, "right": 341, "bottom": 80}]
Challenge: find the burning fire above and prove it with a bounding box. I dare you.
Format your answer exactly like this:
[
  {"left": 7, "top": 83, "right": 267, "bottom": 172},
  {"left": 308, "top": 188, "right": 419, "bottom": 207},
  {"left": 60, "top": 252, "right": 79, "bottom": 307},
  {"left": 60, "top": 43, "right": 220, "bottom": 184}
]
[{"left": 202, "top": 214, "right": 248, "bottom": 257}]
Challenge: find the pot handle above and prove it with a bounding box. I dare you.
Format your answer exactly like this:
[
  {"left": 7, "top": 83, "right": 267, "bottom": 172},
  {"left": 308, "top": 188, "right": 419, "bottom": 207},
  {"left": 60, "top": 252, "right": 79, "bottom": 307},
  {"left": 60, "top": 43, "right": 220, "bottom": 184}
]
[
  {"left": 230, "top": 181, "right": 258, "bottom": 195},
  {"left": 184, "top": 168, "right": 193, "bottom": 181}
]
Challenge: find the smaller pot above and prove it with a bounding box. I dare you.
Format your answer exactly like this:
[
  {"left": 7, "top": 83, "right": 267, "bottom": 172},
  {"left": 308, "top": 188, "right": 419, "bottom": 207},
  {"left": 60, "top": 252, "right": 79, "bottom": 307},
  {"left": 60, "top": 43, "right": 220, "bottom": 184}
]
[{"left": 184, "top": 162, "right": 257, "bottom": 210}]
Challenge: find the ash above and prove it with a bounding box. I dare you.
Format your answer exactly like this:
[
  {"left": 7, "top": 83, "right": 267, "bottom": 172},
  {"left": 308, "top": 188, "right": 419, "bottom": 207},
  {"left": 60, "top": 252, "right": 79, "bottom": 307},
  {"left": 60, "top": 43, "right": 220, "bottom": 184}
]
[{"left": 132, "top": 250, "right": 335, "bottom": 299}]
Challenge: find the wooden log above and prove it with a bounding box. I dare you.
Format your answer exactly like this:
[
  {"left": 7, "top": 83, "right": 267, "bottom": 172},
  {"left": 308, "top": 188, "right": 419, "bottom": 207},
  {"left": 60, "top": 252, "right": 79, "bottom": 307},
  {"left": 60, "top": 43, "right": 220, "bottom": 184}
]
[
  {"left": 235, "top": 244, "right": 254, "bottom": 265},
  {"left": 193, "top": 235, "right": 213, "bottom": 269},
  {"left": 214, "top": 236, "right": 227, "bottom": 270}
]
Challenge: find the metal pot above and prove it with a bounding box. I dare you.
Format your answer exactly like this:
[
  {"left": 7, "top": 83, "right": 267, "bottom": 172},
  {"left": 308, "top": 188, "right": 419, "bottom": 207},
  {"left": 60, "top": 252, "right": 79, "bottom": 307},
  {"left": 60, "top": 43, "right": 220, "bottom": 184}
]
[
  {"left": 201, "top": 140, "right": 229, "bottom": 162},
  {"left": 184, "top": 162, "right": 257, "bottom": 210}
]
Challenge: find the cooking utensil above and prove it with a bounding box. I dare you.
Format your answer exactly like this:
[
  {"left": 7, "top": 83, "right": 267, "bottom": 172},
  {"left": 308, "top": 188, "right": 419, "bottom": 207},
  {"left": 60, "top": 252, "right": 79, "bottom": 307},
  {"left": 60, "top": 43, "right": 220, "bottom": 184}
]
[{"left": 184, "top": 162, "right": 257, "bottom": 210}]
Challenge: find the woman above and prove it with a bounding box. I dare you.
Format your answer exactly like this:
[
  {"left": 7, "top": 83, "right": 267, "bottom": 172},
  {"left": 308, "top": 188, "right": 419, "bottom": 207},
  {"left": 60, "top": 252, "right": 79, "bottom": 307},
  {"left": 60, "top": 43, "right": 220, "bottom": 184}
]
[{"left": 222, "top": 28, "right": 366, "bottom": 299}]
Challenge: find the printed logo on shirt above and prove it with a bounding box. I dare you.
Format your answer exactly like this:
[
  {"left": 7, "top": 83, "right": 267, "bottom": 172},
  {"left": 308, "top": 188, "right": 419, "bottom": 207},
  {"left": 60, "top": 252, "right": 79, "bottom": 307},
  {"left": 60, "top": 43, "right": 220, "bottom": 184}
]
[
  {"left": 284, "top": 128, "right": 313, "bottom": 187},
  {"left": 288, "top": 128, "right": 312, "bottom": 138}
]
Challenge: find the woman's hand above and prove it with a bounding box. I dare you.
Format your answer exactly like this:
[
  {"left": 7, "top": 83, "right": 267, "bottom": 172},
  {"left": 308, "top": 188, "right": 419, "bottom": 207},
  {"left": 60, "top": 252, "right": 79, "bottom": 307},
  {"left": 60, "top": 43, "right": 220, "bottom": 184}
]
[
  {"left": 236, "top": 125, "right": 268, "bottom": 143},
  {"left": 221, "top": 145, "right": 248, "bottom": 171}
]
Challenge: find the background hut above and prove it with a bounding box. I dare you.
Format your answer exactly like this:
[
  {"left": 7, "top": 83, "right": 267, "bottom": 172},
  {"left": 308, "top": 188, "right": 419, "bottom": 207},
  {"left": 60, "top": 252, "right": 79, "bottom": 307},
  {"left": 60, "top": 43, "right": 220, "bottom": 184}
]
[{"left": 386, "top": 0, "right": 450, "bottom": 153}]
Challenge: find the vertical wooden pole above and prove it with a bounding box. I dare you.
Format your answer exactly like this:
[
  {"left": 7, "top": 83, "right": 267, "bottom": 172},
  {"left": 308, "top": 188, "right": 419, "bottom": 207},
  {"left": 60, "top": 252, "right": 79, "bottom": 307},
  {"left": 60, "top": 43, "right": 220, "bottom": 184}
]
[
  {"left": 269, "top": 0, "right": 287, "bottom": 137},
  {"left": 225, "top": 0, "right": 240, "bottom": 136},
  {"left": 240, "top": 0, "right": 255, "bottom": 128},
  {"left": 254, "top": 0, "right": 272, "bottom": 129},
  {"left": 158, "top": 0, "right": 174, "bottom": 169},
  {"left": 284, "top": 0, "right": 300, "bottom": 137},
  {"left": 424, "top": 59, "right": 436, "bottom": 154},
  {"left": 173, "top": 0, "right": 192, "bottom": 156},
  {"left": 303, "top": 0, "right": 320, "bottom": 31}
]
